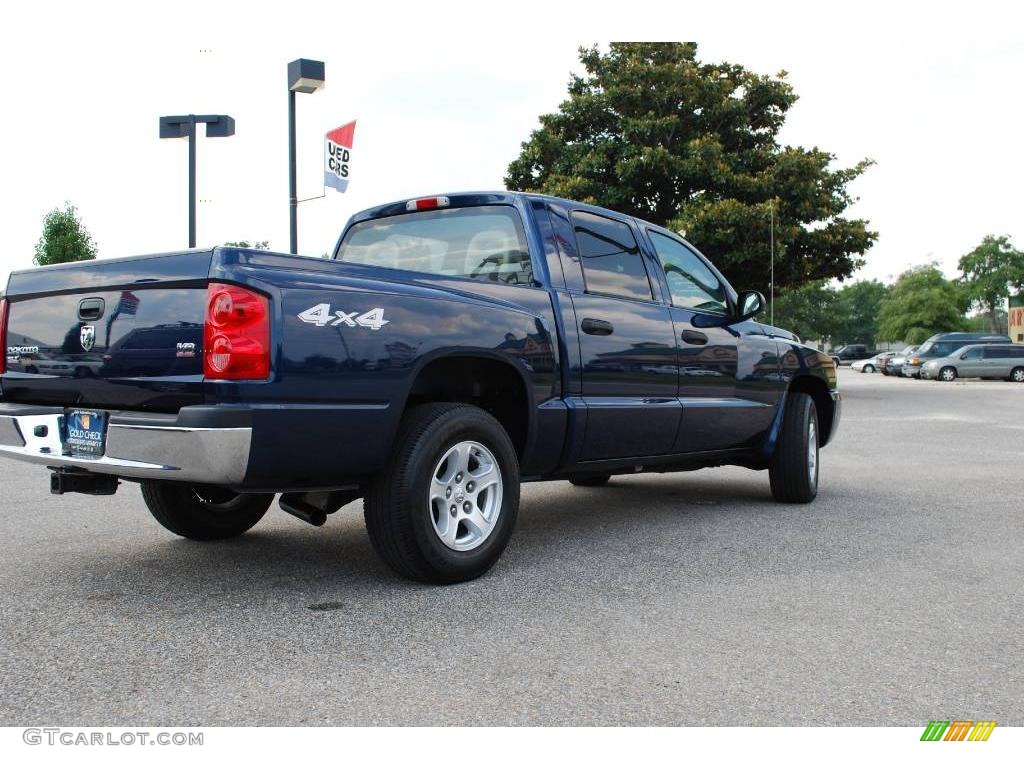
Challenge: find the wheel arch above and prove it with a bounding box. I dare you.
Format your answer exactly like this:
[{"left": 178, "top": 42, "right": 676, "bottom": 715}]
[
  {"left": 787, "top": 374, "right": 836, "bottom": 448},
  {"left": 400, "top": 351, "right": 534, "bottom": 466}
]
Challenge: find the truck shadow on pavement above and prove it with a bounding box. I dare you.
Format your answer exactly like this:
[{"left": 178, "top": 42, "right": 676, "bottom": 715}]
[{"left": 58, "top": 473, "right": 786, "bottom": 606}]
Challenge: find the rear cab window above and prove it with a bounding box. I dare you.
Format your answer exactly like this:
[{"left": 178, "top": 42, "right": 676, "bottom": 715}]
[{"left": 337, "top": 205, "right": 534, "bottom": 286}]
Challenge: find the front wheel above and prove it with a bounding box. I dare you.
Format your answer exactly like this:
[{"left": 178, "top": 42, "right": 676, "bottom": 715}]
[
  {"left": 363, "top": 403, "right": 520, "bottom": 584},
  {"left": 141, "top": 481, "right": 273, "bottom": 540},
  {"left": 939, "top": 366, "right": 957, "bottom": 382},
  {"left": 1010, "top": 367, "right": 1024, "bottom": 383},
  {"left": 769, "top": 392, "right": 819, "bottom": 503},
  {"left": 863, "top": 364, "right": 875, "bottom": 373}
]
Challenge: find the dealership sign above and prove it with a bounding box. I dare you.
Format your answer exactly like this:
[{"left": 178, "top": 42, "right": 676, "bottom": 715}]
[{"left": 325, "top": 121, "right": 356, "bottom": 193}]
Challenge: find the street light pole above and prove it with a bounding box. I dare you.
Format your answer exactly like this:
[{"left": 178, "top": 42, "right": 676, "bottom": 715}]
[
  {"left": 159, "top": 114, "right": 235, "bottom": 249},
  {"left": 286, "top": 58, "right": 326, "bottom": 255},
  {"left": 288, "top": 89, "right": 297, "bottom": 255},
  {"left": 188, "top": 119, "right": 197, "bottom": 247}
]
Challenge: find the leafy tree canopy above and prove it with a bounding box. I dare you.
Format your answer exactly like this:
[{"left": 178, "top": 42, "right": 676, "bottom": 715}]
[
  {"left": 958, "top": 235, "right": 1024, "bottom": 333},
  {"left": 506, "top": 42, "right": 877, "bottom": 295},
  {"left": 877, "top": 264, "right": 968, "bottom": 344},
  {"left": 831, "top": 279, "right": 889, "bottom": 346},
  {"left": 224, "top": 240, "right": 270, "bottom": 250},
  {"left": 33, "top": 203, "right": 97, "bottom": 266},
  {"left": 770, "top": 281, "right": 837, "bottom": 343},
  {"left": 771, "top": 278, "right": 890, "bottom": 346}
]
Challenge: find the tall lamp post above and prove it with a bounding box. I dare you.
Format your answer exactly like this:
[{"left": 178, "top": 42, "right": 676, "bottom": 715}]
[
  {"left": 287, "top": 58, "right": 326, "bottom": 254},
  {"left": 159, "top": 114, "right": 236, "bottom": 248}
]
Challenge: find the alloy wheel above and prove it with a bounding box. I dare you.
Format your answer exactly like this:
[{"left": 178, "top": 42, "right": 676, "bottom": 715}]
[{"left": 428, "top": 440, "right": 503, "bottom": 552}]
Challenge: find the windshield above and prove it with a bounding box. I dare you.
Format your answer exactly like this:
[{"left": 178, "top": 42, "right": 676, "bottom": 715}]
[
  {"left": 337, "top": 205, "right": 533, "bottom": 286},
  {"left": 917, "top": 341, "right": 961, "bottom": 357}
]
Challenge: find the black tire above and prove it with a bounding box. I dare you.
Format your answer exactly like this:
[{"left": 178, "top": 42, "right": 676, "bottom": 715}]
[
  {"left": 863, "top": 364, "right": 875, "bottom": 373},
  {"left": 569, "top": 474, "right": 611, "bottom": 487},
  {"left": 939, "top": 366, "right": 957, "bottom": 382},
  {"left": 363, "top": 403, "right": 520, "bottom": 584},
  {"left": 1010, "top": 367, "right": 1024, "bottom": 383},
  {"left": 769, "top": 392, "right": 819, "bottom": 504},
  {"left": 141, "top": 481, "right": 273, "bottom": 540}
]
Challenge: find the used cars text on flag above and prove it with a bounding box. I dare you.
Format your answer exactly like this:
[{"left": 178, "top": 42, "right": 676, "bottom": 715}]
[{"left": 325, "top": 121, "right": 356, "bottom": 193}]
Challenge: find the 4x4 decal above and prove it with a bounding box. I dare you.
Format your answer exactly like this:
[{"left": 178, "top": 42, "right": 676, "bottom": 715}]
[{"left": 297, "top": 303, "right": 389, "bottom": 330}]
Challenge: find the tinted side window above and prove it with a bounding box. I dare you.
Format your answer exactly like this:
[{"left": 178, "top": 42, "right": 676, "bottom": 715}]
[
  {"left": 984, "top": 346, "right": 1011, "bottom": 359},
  {"left": 572, "top": 211, "right": 652, "bottom": 301},
  {"left": 648, "top": 231, "right": 728, "bottom": 314}
]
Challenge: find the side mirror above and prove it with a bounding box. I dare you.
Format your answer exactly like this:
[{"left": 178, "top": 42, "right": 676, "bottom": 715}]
[
  {"left": 735, "top": 290, "right": 766, "bottom": 322},
  {"left": 960, "top": 352, "right": 969, "bottom": 359}
]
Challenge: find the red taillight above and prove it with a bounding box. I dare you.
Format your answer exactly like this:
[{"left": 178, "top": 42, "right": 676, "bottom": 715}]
[
  {"left": 0, "top": 299, "right": 8, "bottom": 375},
  {"left": 405, "top": 196, "right": 450, "bottom": 212},
  {"left": 204, "top": 284, "right": 270, "bottom": 380}
]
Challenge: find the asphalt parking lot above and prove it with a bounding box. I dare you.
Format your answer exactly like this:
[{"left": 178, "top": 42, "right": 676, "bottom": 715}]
[{"left": 0, "top": 369, "right": 1021, "bottom": 726}]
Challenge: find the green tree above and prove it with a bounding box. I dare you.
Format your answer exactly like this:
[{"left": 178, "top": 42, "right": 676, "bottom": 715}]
[
  {"left": 830, "top": 279, "right": 889, "bottom": 346},
  {"left": 33, "top": 203, "right": 97, "bottom": 266},
  {"left": 957, "top": 235, "right": 1024, "bottom": 334},
  {"left": 770, "top": 281, "right": 837, "bottom": 344},
  {"left": 877, "top": 265, "right": 968, "bottom": 344},
  {"left": 505, "top": 42, "right": 876, "bottom": 296},
  {"left": 224, "top": 240, "right": 269, "bottom": 250}
]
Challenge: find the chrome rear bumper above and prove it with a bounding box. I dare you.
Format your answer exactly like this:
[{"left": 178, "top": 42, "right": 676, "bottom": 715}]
[{"left": 0, "top": 409, "right": 251, "bottom": 485}]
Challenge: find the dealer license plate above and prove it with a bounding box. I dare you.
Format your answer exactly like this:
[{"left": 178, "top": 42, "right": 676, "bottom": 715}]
[{"left": 63, "top": 410, "right": 107, "bottom": 458}]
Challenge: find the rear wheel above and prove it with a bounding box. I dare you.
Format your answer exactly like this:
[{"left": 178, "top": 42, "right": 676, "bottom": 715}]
[
  {"left": 363, "top": 403, "right": 519, "bottom": 584},
  {"left": 141, "top": 481, "right": 273, "bottom": 540},
  {"left": 1011, "top": 367, "right": 1024, "bottom": 383},
  {"left": 939, "top": 366, "right": 957, "bottom": 382},
  {"left": 769, "top": 392, "right": 819, "bottom": 504},
  {"left": 569, "top": 474, "right": 611, "bottom": 487}
]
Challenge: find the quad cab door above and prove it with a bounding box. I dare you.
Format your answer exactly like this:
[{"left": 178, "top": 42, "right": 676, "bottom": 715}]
[
  {"left": 643, "top": 229, "right": 781, "bottom": 452},
  {"left": 563, "top": 210, "right": 681, "bottom": 461}
]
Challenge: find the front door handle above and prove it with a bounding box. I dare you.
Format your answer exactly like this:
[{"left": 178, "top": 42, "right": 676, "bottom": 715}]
[
  {"left": 581, "top": 318, "right": 614, "bottom": 336},
  {"left": 681, "top": 329, "right": 708, "bottom": 345}
]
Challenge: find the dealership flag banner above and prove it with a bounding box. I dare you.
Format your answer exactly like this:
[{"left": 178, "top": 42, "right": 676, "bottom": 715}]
[{"left": 325, "top": 121, "right": 356, "bottom": 193}]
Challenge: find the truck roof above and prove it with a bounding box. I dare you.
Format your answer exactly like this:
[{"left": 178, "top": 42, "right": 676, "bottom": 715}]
[{"left": 345, "top": 191, "right": 656, "bottom": 229}]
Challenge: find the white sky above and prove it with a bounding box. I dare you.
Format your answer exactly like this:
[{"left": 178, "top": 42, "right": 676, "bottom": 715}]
[{"left": 1, "top": 1, "right": 1021, "bottom": 291}]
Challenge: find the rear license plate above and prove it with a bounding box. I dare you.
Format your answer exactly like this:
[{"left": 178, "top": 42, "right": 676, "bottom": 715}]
[{"left": 63, "top": 410, "right": 107, "bottom": 457}]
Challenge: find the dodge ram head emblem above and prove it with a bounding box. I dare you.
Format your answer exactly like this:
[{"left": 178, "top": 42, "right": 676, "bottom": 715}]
[{"left": 80, "top": 325, "right": 96, "bottom": 352}]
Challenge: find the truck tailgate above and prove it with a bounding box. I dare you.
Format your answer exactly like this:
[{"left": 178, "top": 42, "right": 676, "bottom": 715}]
[{"left": 2, "top": 250, "right": 213, "bottom": 411}]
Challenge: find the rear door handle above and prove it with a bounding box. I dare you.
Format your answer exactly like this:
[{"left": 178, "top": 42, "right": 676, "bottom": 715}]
[
  {"left": 581, "top": 318, "right": 614, "bottom": 336},
  {"left": 681, "top": 329, "right": 708, "bottom": 345}
]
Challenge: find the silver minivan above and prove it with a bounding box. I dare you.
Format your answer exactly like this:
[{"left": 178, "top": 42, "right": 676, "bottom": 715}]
[{"left": 920, "top": 344, "right": 1024, "bottom": 382}]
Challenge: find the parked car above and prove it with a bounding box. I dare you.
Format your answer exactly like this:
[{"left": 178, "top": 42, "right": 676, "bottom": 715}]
[
  {"left": 884, "top": 346, "right": 918, "bottom": 376},
  {"left": 851, "top": 353, "right": 887, "bottom": 373},
  {"left": 920, "top": 344, "right": 1024, "bottom": 382},
  {"left": 830, "top": 344, "right": 878, "bottom": 366},
  {"left": 0, "top": 191, "right": 841, "bottom": 584},
  {"left": 902, "top": 332, "right": 1013, "bottom": 378}
]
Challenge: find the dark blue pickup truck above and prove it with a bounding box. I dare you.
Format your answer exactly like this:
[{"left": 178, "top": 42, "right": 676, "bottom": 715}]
[{"left": 0, "top": 192, "right": 840, "bottom": 583}]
